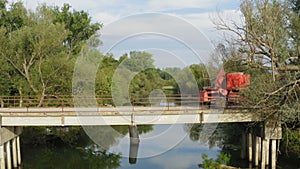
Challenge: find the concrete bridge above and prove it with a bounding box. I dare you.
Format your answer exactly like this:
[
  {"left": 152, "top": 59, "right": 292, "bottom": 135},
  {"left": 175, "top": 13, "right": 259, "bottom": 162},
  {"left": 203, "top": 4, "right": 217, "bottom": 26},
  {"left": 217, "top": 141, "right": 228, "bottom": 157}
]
[
  {"left": 0, "top": 107, "right": 259, "bottom": 126},
  {"left": 0, "top": 96, "right": 282, "bottom": 169}
]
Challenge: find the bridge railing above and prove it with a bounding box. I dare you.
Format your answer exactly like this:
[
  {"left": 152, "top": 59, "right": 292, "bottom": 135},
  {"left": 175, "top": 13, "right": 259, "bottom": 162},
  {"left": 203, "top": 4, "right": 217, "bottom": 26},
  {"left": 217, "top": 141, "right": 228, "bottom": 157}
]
[{"left": 0, "top": 95, "right": 205, "bottom": 109}]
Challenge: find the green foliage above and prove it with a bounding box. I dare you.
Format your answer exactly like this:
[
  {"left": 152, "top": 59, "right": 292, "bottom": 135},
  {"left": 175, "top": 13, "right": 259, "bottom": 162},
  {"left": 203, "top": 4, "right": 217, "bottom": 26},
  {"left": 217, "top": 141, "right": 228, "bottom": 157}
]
[
  {"left": 187, "top": 123, "right": 244, "bottom": 150},
  {"left": 216, "top": 0, "right": 300, "bottom": 125},
  {"left": 0, "top": 1, "right": 28, "bottom": 32},
  {"left": 0, "top": 1, "right": 101, "bottom": 105},
  {"left": 22, "top": 125, "right": 153, "bottom": 149},
  {"left": 189, "top": 64, "right": 211, "bottom": 89},
  {"left": 163, "top": 65, "right": 210, "bottom": 95},
  {"left": 201, "top": 153, "right": 230, "bottom": 169},
  {"left": 137, "top": 125, "right": 153, "bottom": 134},
  {"left": 95, "top": 54, "right": 119, "bottom": 98},
  {"left": 22, "top": 145, "right": 121, "bottom": 169},
  {"left": 22, "top": 127, "right": 85, "bottom": 146},
  {"left": 289, "top": 0, "right": 300, "bottom": 61},
  {"left": 122, "top": 51, "right": 154, "bottom": 72},
  {"left": 281, "top": 128, "right": 300, "bottom": 158},
  {"left": 130, "top": 68, "right": 165, "bottom": 104},
  {"left": 51, "top": 3, "right": 102, "bottom": 54}
]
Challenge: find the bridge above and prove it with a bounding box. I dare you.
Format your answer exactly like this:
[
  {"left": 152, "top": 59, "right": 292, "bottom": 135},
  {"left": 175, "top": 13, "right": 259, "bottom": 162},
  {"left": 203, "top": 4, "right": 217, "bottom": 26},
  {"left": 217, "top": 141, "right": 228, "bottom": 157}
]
[
  {"left": 0, "top": 95, "right": 281, "bottom": 169},
  {"left": 0, "top": 107, "right": 258, "bottom": 126},
  {"left": 0, "top": 95, "right": 263, "bottom": 125}
]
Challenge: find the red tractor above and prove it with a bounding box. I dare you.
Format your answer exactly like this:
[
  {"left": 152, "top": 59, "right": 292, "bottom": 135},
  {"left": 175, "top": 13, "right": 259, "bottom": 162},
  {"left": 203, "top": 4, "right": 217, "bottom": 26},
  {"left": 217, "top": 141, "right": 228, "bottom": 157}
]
[{"left": 199, "top": 70, "right": 250, "bottom": 106}]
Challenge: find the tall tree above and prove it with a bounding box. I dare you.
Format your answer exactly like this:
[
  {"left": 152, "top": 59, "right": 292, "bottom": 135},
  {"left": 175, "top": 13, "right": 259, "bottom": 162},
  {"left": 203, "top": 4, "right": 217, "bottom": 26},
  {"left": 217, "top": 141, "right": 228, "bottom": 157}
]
[
  {"left": 214, "top": 0, "right": 300, "bottom": 123},
  {"left": 0, "top": 1, "right": 29, "bottom": 33},
  {"left": 51, "top": 3, "right": 102, "bottom": 55},
  {"left": 289, "top": 0, "right": 300, "bottom": 62},
  {"left": 0, "top": 10, "right": 68, "bottom": 105},
  {"left": 121, "top": 51, "right": 155, "bottom": 72},
  {"left": 0, "top": 2, "right": 101, "bottom": 106}
]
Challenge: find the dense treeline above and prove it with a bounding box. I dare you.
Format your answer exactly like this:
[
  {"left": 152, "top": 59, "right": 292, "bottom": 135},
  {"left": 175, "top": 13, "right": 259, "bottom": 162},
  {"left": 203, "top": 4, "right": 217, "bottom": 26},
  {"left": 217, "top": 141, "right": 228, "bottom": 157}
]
[
  {"left": 0, "top": 1, "right": 101, "bottom": 105},
  {"left": 0, "top": 1, "right": 213, "bottom": 107},
  {"left": 0, "top": 1, "right": 213, "bottom": 148}
]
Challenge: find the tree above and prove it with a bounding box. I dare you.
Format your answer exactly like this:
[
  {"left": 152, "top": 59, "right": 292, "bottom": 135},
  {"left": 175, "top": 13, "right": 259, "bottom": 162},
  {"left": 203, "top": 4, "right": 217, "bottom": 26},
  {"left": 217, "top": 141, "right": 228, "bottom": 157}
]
[
  {"left": 121, "top": 51, "right": 155, "bottom": 72},
  {"left": 215, "top": 0, "right": 300, "bottom": 122},
  {"left": 95, "top": 54, "right": 119, "bottom": 103},
  {"left": 129, "top": 68, "right": 164, "bottom": 105},
  {"left": 200, "top": 153, "right": 231, "bottom": 169},
  {"left": 289, "top": 0, "right": 300, "bottom": 62},
  {"left": 0, "top": 8, "right": 69, "bottom": 105},
  {"left": 0, "top": 2, "right": 101, "bottom": 106},
  {"left": 189, "top": 63, "right": 211, "bottom": 90},
  {"left": 0, "top": 1, "right": 29, "bottom": 33},
  {"left": 217, "top": 0, "right": 299, "bottom": 77},
  {"left": 51, "top": 3, "right": 102, "bottom": 55},
  {"left": 214, "top": 0, "right": 300, "bottom": 157}
]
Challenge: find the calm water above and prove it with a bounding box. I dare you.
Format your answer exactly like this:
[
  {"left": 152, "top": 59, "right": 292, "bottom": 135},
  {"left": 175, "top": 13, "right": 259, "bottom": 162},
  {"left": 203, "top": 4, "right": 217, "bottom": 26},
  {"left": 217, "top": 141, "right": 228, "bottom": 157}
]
[{"left": 21, "top": 124, "right": 299, "bottom": 169}]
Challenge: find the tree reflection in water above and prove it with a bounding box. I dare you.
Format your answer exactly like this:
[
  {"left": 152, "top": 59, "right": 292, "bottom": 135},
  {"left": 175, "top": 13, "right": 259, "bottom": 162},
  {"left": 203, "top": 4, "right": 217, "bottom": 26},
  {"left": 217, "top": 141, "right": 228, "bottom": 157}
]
[
  {"left": 185, "top": 123, "right": 245, "bottom": 149},
  {"left": 82, "top": 125, "right": 153, "bottom": 150},
  {"left": 22, "top": 145, "right": 121, "bottom": 169},
  {"left": 185, "top": 123, "right": 248, "bottom": 168},
  {"left": 22, "top": 125, "right": 153, "bottom": 168}
]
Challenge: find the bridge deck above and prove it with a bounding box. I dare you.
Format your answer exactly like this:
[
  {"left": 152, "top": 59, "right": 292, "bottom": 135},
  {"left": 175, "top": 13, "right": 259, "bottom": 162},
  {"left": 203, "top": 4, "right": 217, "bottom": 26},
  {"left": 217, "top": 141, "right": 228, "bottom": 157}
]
[{"left": 0, "top": 107, "right": 262, "bottom": 126}]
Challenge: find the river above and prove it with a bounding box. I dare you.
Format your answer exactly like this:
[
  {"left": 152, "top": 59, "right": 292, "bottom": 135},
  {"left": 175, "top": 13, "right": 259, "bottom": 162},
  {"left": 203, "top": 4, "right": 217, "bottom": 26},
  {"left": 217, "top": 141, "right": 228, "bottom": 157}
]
[{"left": 21, "top": 124, "right": 299, "bottom": 169}]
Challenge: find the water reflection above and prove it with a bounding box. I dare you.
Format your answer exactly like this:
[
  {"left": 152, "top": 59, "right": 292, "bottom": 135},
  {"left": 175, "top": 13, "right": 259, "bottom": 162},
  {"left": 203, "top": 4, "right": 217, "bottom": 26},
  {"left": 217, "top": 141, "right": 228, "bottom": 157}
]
[
  {"left": 22, "top": 124, "right": 300, "bottom": 169},
  {"left": 128, "top": 125, "right": 139, "bottom": 164},
  {"left": 22, "top": 124, "right": 223, "bottom": 169},
  {"left": 22, "top": 145, "right": 121, "bottom": 169}
]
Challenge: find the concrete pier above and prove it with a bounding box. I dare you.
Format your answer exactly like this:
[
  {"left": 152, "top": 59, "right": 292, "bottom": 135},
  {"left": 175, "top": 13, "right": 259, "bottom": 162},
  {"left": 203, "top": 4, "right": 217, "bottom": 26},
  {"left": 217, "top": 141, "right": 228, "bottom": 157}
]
[
  {"left": 248, "top": 132, "right": 253, "bottom": 163},
  {"left": 0, "top": 145, "right": 4, "bottom": 169},
  {"left": 240, "top": 132, "right": 246, "bottom": 159},
  {"left": 254, "top": 136, "right": 260, "bottom": 167},
  {"left": 17, "top": 136, "right": 21, "bottom": 165},
  {"left": 245, "top": 117, "right": 282, "bottom": 169},
  {"left": 6, "top": 141, "right": 12, "bottom": 169},
  {"left": 261, "top": 139, "right": 267, "bottom": 169},
  {"left": 12, "top": 137, "right": 17, "bottom": 168},
  {"left": 129, "top": 125, "right": 140, "bottom": 164},
  {"left": 271, "top": 139, "right": 277, "bottom": 169},
  {"left": 0, "top": 126, "right": 23, "bottom": 169},
  {"left": 266, "top": 139, "right": 270, "bottom": 166}
]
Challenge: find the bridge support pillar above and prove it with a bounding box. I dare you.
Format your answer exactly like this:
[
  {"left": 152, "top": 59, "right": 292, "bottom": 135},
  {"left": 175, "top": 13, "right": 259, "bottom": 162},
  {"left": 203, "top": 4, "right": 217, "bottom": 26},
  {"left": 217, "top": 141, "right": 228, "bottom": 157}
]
[
  {"left": 270, "top": 139, "right": 277, "bottom": 169},
  {"left": 254, "top": 136, "right": 260, "bottom": 167},
  {"left": 129, "top": 125, "right": 140, "bottom": 164},
  {"left": 0, "top": 145, "right": 4, "bottom": 169},
  {"left": 261, "top": 117, "right": 281, "bottom": 169},
  {"left": 0, "top": 126, "right": 23, "bottom": 169},
  {"left": 261, "top": 139, "right": 267, "bottom": 169},
  {"left": 246, "top": 117, "right": 282, "bottom": 169},
  {"left": 247, "top": 131, "right": 252, "bottom": 163},
  {"left": 17, "top": 136, "right": 21, "bottom": 165},
  {"left": 240, "top": 132, "right": 246, "bottom": 159},
  {"left": 6, "top": 141, "right": 12, "bottom": 169},
  {"left": 266, "top": 139, "right": 270, "bottom": 166},
  {"left": 12, "top": 137, "right": 18, "bottom": 168}
]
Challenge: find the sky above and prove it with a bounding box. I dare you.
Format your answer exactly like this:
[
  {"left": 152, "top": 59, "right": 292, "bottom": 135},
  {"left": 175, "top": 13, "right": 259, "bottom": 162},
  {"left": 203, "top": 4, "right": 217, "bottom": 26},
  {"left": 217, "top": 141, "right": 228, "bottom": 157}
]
[{"left": 11, "top": 0, "right": 243, "bottom": 68}]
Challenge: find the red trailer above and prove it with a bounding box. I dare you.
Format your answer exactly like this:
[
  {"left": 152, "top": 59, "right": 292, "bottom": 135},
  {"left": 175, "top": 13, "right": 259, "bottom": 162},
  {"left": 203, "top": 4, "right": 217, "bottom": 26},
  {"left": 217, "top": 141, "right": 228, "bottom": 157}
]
[{"left": 199, "top": 70, "right": 250, "bottom": 105}]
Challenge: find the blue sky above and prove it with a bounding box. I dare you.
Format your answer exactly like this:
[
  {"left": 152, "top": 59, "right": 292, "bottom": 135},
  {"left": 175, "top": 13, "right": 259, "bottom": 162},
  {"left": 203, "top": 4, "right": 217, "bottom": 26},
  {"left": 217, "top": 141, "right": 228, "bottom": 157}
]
[
  {"left": 15, "top": 0, "right": 242, "bottom": 68},
  {"left": 20, "top": 0, "right": 241, "bottom": 29}
]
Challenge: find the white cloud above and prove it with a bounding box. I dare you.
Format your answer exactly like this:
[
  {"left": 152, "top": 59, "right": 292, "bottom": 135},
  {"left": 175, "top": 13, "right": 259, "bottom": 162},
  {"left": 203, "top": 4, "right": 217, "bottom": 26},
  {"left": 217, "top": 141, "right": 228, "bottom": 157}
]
[
  {"left": 178, "top": 9, "right": 243, "bottom": 40},
  {"left": 148, "top": 0, "right": 234, "bottom": 11},
  {"left": 93, "top": 12, "right": 120, "bottom": 25},
  {"left": 8, "top": 0, "right": 243, "bottom": 66},
  {"left": 12, "top": 0, "right": 242, "bottom": 34}
]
